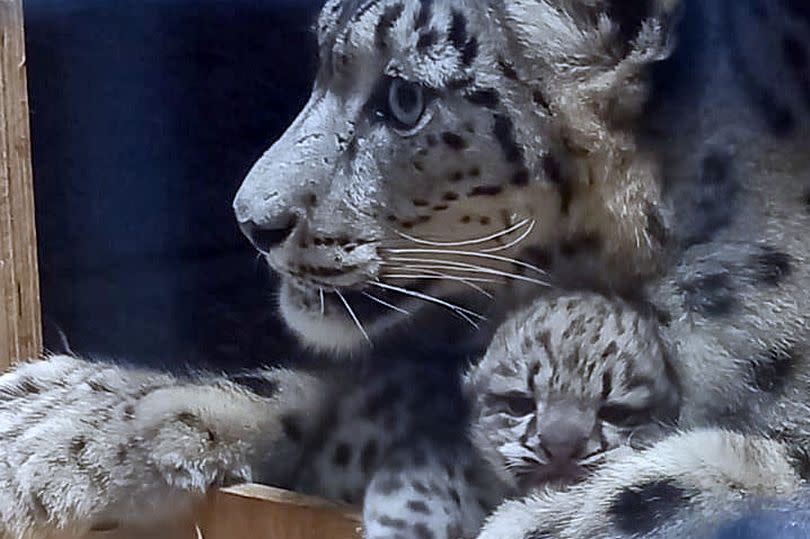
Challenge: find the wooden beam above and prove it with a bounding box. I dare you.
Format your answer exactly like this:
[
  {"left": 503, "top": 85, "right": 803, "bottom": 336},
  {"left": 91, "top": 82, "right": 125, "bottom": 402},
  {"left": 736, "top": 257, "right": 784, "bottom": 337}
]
[
  {"left": 197, "top": 484, "right": 362, "bottom": 539},
  {"left": 0, "top": 0, "right": 40, "bottom": 371},
  {"left": 72, "top": 485, "right": 362, "bottom": 539}
]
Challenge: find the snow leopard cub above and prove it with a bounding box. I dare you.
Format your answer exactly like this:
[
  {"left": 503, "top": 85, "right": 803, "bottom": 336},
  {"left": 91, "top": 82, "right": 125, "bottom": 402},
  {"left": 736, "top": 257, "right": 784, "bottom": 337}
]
[
  {"left": 465, "top": 292, "right": 681, "bottom": 495},
  {"left": 0, "top": 293, "right": 678, "bottom": 539}
]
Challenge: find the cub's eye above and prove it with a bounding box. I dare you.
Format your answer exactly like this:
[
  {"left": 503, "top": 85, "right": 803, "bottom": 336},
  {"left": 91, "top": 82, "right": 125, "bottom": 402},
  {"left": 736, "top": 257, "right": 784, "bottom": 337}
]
[
  {"left": 387, "top": 78, "right": 425, "bottom": 129},
  {"left": 499, "top": 394, "right": 536, "bottom": 417},
  {"left": 598, "top": 403, "right": 652, "bottom": 428}
]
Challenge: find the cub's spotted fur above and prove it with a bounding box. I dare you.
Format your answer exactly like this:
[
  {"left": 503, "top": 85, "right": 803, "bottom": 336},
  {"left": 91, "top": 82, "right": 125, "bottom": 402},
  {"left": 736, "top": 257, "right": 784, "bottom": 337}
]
[{"left": 5, "top": 0, "right": 810, "bottom": 537}]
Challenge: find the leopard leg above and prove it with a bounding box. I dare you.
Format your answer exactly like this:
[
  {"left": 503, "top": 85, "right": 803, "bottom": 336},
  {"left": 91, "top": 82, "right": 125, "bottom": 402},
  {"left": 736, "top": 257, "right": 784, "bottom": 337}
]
[
  {"left": 477, "top": 429, "right": 803, "bottom": 539},
  {"left": 0, "top": 355, "right": 325, "bottom": 538}
]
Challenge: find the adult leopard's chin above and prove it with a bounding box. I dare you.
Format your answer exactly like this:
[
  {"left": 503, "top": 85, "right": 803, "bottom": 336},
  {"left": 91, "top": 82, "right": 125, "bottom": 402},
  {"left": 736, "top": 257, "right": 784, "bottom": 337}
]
[{"left": 277, "top": 279, "right": 409, "bottom": 355}]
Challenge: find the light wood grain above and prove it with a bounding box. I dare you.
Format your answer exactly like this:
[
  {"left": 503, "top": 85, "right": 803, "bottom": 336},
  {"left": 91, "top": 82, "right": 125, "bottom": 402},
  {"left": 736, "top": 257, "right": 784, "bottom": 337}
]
[
  {"left": 74, "top": 485, "right": 362, "bottom": 539},
  {"left": 0, "top": 0, "right": 41, "bottom": 371},
  {"left": 197, "top": 484, "right": 362, "bottom": 539}
]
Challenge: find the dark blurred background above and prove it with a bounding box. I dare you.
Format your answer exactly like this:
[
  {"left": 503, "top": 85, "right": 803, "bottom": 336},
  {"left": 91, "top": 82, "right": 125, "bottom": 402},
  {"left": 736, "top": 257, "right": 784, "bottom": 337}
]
[{"left": 25, "top": 0, "right": 324, "bottom": 370}]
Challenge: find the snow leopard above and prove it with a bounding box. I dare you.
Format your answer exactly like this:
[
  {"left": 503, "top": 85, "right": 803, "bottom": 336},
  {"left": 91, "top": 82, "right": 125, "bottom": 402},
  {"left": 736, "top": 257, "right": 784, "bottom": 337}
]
[
  {"left": 5, "top": 0, "right": 810, "bottom": 537},
  {"left": 0, "top": 292, "right": 679, "bottom": 539}
]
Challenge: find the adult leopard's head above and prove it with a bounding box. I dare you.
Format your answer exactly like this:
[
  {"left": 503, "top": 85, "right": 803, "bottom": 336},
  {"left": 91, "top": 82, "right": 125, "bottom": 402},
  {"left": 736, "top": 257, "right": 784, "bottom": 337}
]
[{"left": 233, "top": 0, "right": 680, "bottom": 353}]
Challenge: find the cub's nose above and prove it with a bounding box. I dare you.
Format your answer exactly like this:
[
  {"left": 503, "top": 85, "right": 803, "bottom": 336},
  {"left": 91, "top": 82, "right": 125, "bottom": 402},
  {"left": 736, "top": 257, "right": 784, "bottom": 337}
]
[
  {"left": 238, "top": 214, "right": 298, "bottom": 253},
  {"left": 538, "top": 423, "right": 588, "bottom": 461},
  {"left": 537, "top": 402, "right": 597, "bottom": 462}
]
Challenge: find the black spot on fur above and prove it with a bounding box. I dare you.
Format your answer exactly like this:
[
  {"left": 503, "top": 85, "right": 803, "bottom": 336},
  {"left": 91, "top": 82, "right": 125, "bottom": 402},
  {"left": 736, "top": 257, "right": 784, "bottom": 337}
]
[
  {"left": 417, "top": 29, "right": 439, "bottom": 51},
  {"left": 492, "top": 115, "right": 523, "bottom": 163},
  {"left": 413, "top": 523, "right": 435, "bottom": 539},
  {"left": 11, "top": 376, "right": 41, "bottom": 396},
  {"left": 123, "top": 404, "right": 135, "bottom": 420},
  {"left": 523, "top": 246, "right": 553, "bottom": 269},
  {"left": 680, "top": 273, "right": 736, "bottom": 317},
  {"left": 461, "top": 38, "right": 479, "bottom": 67},
  {"left": 465, "top": 88, "right": 500, "bottom": 108},
  {"left": 788, "top": 445, "right": 810, "bottom": 481},
  {"left": 281, "top": 415, "right": 303, "bottom": 443},
  {"left": 376, "top": 476, "right": 405, "bottom": 494},
  {"left": 87, "top": 379, "right": 113, "bottom": 393},
  {"left": 532, "top": 89, "right": 551, "bottom": 112},
  {"left": 446, "top": 522, "right": 464, "bottom": 539},
  {"left": 448, "top": 11, "right": 468, "bottom": 51},
  {"left": 361, "top": 440, "right": 379, "bottom": 474},
  {"left": 525, "top": 532, "right": 553, "bottom": 539},
  {"left": 407, "top": 500, "right": 431, "bottom": 514},
  {"left": 448, "top": 487, "right": 461, "bottom": 505},
  {"left": 446, "top": 77, "right": 474, "bottom": 91},
  {"left": 333, "top": 443, "right": 352, "bottom": 467},
  {"left": 69, "top": 436, "right": 88, "bottom": 460},
  {"left": 751, "top": 248, "right": 793, "bottom": 286},
  {"left": 469, "top": 185, "right": 503, "bottom": 197},
  {"left": 609, "top": 479, "right": 692, "bottom": 535},
  {"left": 751, "top": 347, "right": 798, "bottom": 393},
  {"left": 442, "top": 132, "right": 468, "bottom": 150},
  {"left": 512, "top": 168, "right": 530, "bottom": 186},
  {"left": 375, "top": 3, "right": 405, "bottom": 49},
  {"left": 379, "top": 515, "right": 408, "bottom": 529},
  {"left": 559, "top": 235, "right": 602, "bottom": 257},
  {"left": 498, "top": 59, "right": 519, "bottom": 80},
  {"left": 116, "top": 444, "right": 129, "bottom": 464},
  {"left": 412, "top": 480, "right": 430, "bottom": 494}
]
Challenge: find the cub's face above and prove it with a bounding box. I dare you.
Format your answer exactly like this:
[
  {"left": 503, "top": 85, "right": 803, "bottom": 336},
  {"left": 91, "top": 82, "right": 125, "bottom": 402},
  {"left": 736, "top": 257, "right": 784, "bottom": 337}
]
[
  {"left": 465, "top": 300, "right": 681, "bottom": 491},
  {"left": 232, "top": 0, "right": 678, "bottom": 352}
]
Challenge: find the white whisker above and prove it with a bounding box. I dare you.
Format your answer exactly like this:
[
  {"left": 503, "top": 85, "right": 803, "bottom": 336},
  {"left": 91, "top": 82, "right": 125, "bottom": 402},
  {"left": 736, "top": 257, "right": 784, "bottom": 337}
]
[
  {"left": 481, "top": 220, "right": 536, "bottom": 253},
  {"left": 361, "top": 291, "right": 411, "bottom": 316},
  {"left": 369, "top": 281, "right": 486, "bottom": 328},
  {"left": 319, "top": 288, "right": 325, "bottom": 317},
  {"left": 385, "top": 248, "right": 547, "bottom": 276},
  {"left": 383, "top": 268, "right": 496, "bottom": 298},
  {"left": 334, "top": 289, "right": 370, "bottom": 343},
  {"left": 386, "top": 258, "right": 549, "bottom": 287},
  {"left": 394, "top": 218, "right": 531, "bottom": 248}
]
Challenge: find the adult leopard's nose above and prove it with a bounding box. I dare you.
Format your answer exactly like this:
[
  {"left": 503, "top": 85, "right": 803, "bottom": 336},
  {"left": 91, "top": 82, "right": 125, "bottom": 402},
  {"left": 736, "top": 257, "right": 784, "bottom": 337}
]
[{"left": 237, "top": 213, "right": 298, "bottom": 253}]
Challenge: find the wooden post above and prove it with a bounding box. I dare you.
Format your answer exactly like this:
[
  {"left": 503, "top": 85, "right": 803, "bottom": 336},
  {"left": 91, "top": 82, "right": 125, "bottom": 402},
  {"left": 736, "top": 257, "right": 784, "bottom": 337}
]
[{"left": 0, "top": 0, "right": 40, "bottom": 371}]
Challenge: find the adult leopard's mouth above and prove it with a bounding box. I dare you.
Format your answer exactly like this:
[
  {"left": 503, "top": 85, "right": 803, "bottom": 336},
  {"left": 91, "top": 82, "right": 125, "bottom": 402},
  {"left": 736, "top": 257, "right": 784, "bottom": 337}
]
[{"left": 276, "top": 272, "right": 488, "bottom": 353}]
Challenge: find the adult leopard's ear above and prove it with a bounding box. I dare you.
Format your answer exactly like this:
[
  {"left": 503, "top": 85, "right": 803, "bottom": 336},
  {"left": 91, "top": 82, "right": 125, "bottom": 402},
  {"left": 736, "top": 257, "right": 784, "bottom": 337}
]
[
  {"left": 496, "top": 0, "right": 682, "bottom": 277},
  {"left": 498, "top": 0, "right": 682, "bottom": 123}
]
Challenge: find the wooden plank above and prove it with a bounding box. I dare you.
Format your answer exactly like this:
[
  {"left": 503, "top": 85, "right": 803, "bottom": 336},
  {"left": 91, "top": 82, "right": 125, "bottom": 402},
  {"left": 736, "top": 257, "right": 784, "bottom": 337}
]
[
  {"left": 70, "top": 485, "right": 361, "bottom": 539},
  {"left": 197, "top": 484, "right": 362, "bottom": 539},
  {"left": 0, "top": 0, "right": 41, "bottom": 371}
]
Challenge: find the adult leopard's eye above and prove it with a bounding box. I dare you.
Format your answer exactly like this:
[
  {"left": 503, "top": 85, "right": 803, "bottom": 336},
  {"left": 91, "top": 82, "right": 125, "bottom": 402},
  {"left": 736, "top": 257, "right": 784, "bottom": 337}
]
[{"left": 388, "top": 78, "right": 425, "bottom": 128}]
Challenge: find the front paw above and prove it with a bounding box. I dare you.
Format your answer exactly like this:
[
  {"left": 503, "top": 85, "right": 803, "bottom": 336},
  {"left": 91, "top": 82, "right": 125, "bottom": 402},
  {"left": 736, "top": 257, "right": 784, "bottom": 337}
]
[{"left": 478, "top": 430, "right": 803, "bottom": 539}]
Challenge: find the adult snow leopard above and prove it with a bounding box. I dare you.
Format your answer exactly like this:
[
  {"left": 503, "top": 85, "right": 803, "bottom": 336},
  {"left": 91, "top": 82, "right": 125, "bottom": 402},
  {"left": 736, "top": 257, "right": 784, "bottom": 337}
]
[{"left": 4, "top": 0, "right": 810, "bottom": 537}]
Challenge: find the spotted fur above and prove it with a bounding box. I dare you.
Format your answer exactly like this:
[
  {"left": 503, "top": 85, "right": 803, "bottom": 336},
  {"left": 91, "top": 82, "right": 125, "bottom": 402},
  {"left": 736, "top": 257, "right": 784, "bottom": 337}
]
[{"left": 5, "top": 0, "right": 810, "bottom": 538}]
